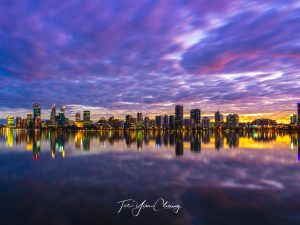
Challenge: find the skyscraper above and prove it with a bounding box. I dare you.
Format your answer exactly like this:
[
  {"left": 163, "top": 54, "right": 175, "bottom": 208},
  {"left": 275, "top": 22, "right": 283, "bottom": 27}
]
[
  {"left": 50, "top": 104, "right": 56, "bottom": 122},
  {"left": 125, "top": 115, "right": 132, "bottom": 129},
  {"left": 169, "top": 115, "right": 175, "bottom": 129},
  {"left": 6, "top": 116, "right": 15, "bottom": 127},
  {"left": 298, "top": 102, "right": 300, "bottom": 125},
  {"left": 190, "top": 109, "right": 201, "bottom": 128},
  {"left": 83, "top": 111, "right": 91, "bottom": 122},
  {"left": 215, "top": 111, "right": 224, "bottom": 128},
  {"left": 175, "top": 105, "right": 183, "bottom": 129},
  {"left": 33, "top": 103, "right": 41, "bottom": 119},
  {"left": 16, "top": 116, "right": 22, "bottom": 128},
  {"left": 202, "top": 117, "right": 210, "bottom": 129},
  {"left": 215, "top": 111, "right": 223, "bottom": 123},
  {"left": 291, "top": 113, "right": 297, "bottom": 125},
  {"left": 163, "top": 115, "right": 169, "bottom": 129},
  {"left": 75, "top": 112, "right": 81, "bottom": 122},
  {"left": 58, "top": 111, "right": 66, "bottom": 126},
  {"left": 155, "top": 115, "right": 162, "bottom": 128},
  {"left": 137, "top": 112, "right": 143, "bottom": 121},
  {"left": 226, "top": 114, "right": 239, "bottom": 129}
]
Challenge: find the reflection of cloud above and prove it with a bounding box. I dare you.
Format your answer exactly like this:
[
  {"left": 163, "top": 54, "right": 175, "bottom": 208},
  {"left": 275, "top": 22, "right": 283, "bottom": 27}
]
[{"left": 0, "top": 0, "right": 299, "bottom": 122}]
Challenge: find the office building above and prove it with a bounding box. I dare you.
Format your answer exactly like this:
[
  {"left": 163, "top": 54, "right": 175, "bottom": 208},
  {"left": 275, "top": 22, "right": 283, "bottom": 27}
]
[
  {"left": 215, "top": 111, "right": 224, "bottom": 128},
  {"left": 215, "top": 111, "right": 223, "bottom": 123},
  {"left": 50, "top": 104, "right": 56, "bottom": 122},
  {"left": 137, "top": 112, "right": 143, "bottom": 121},
  {"left": 75, "top": 112, "right": 81, "bottom": 122},
  {"left": 83, "top": 111, "right": 91, "bottom": 122},
  {"left": 202, "top": 117, "right": 210, "bottom": 129},
  {"left": 226, "top": 114, "right": 239, "bottom": 129},
  {"left": 16, "top": 116, "right": 22, "bottom": 128},
  {"left": 163, "top": 115, "right": 169, "bottom": 129},
  {"left": 169, "top": 115, "right": 175, "bottom": 129},
  {"left": 58, "top": 111, "right": 66, "bottom": 126},
  {"left": 291, "top": 113, "right": 297, "bottom": 125},
  {"left": 175, "top": 105, "right": 183, "bottom": 129},
  {"left": 33, "top": 103, "right": 41, "bottom": 119},
  {"left": 190, "top": 109, "right": 201, "bottom": 128},
  {"left": 184, "top": 119, "right": 192, "bottom": 129},
  {"left": 6, "top": 116, "right": 15, "bottom": 127},
  {"left": 155, "top": 115, "right": 162, "bottom": 128},
  {"left": 125, "top": 115, "right": 132, "bottom": 129}
]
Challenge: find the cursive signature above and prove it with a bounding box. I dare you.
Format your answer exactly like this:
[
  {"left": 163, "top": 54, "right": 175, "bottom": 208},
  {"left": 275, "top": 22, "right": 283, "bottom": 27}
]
[{"left": 117, "top": 198, "right": 182, "bottom": 216}]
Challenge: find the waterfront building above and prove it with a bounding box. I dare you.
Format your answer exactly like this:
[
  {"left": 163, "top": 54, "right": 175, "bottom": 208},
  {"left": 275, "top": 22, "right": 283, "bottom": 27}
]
[
  {"left": 137, "top": 112, "right": 143, "bottom": 121},
  {"left": 190, "top": 109, "right": 201, "bottom": 128},
  {"left": 6, "top": 116, "right": 15, "bottom": 127},
  {"left": 175, "top": 105, "right": 183, "bottom": 129},
  {"left": 226, "top": 114, "right": 239, "bottom": 129},
  {"left": 50, "top": 104, "right": 56, "bottom": 122},
  {"left": 291, "top": 113, "right": 297, "bottom": 125},
  {"left": 202, "top": 117, "right": 210, "bottom": 129},
  {"left": 33, "top": 103, "right": 41, "bottom": 119}
]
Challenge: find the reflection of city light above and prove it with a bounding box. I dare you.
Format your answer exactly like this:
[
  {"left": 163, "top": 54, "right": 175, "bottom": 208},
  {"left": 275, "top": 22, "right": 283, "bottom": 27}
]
[
  {"left": 26, "top": 143, "right": 32, "bottom": 151},
  {"left": 51, "top": 151, "right": 55, "bottom": 159},
  {"left": 61, "top": 150, "right": 65, "bottom": 158},
  {"left": 291, "top": 142, "right": 294, "bottom": 150}
]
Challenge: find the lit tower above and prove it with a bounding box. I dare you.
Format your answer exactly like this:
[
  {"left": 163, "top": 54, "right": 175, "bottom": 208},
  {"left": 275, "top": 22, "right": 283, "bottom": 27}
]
[
  {"left": 175, "top": 105, "right": 183, "bottom": 129},
  {"left": 50, "top": 104, "right": 56, "bottom": 122},
  {"left": 33, "top": 103, "right": 41, "bottom": 119}
]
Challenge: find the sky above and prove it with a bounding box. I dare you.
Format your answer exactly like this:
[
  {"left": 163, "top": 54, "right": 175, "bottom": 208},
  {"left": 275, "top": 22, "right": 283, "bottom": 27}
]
[{"left": 0, "top": 0, "right": 299, "bottom": 122}]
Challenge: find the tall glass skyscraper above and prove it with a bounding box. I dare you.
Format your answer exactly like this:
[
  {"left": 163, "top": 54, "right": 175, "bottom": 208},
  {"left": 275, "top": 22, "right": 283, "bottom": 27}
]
[
  {"left": 190, "top": 109, "right": 201, "bottom": 127},
  {"left": 50, "top": 104, "right": 56, "bottom": 122},
  {"left": 175, "top": 105, "right": 183, "bottom": 129},
  {"left": 33, "top": 103, "right": 41, "bottom": 119}
]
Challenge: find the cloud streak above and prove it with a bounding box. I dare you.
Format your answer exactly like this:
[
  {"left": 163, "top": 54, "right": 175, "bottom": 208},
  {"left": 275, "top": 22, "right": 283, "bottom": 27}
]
[{"left": 0, "top": 0, "right": 299, "bottom": 122}]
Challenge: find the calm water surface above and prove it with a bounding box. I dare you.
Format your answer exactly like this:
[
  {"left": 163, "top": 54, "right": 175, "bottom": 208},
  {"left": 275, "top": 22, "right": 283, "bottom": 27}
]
[{"left": 0, "top": 129, "right": 300, "bottom": 225}]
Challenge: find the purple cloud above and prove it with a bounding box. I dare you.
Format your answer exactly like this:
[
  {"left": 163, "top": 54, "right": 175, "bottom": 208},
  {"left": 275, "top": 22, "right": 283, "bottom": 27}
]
[{"left": 0, "top": 0, "right": 299, "bottom": 122}]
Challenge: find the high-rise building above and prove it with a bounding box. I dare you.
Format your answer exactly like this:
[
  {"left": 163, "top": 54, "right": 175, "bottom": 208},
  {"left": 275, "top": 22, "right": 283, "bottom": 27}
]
[
  {"left": 169, "top": 115, "right": 175, "bottom": 129},
  {"left": 26, "top": 113, "right": 33, "bottom": 128},
  {"left": 75, "top": 112, "right": 81, "bottom": 122},
  {"left": 50, "top": 104, "right": 56, "bottom": 122},
  {"left": 215, "top": 111, "right": 224, "bottom": 128},
  {"left": 33, "top": 103, "right": 41, "bottom": 119},
  {"left": 125, "top": 115, "right": 132, "bottom": 129},
  {"left": 155, "top": 115, "right": 162, "bottom": 128},
  {"left": 298, "top": 102, "right": 300, "bottom": 125},
  {"left": 16, "top": 116, "right": 22, "bottom": 128},
  {"left": 226, "top": 114, "right": 239, "bottom": 129},
  {"left": 6, "top": 116, "right": 15, "bottom": 127},
  {"left": 184, "top": 119, "right": 192, "bottom": 129},
  {"left": 83, "top": 111, "right": 91, "bottom": 122},
  {"left": 175, "top": 105, "right": 183, "bottom": 129},
  {"left": 202, "top": 117, "right": 210, "bottom": 129},
  {"left": 58, "top": 111, "right": 66, "bottom": 126},
  {"left": 215, "top": 111, "right": 223, "bottom": 123},
  {"left": 290, "top": 113, "right": 297, "bottom": 125},
  {"left": 144, "top": 117, "right": 150, "bottom": 129},
  {"left": 190, "top": 109, "right": 201, "bottom": 128},
  {"left": 137, "top": 112, "right": 143, "bottom": 121},
  {"left": 163, "top": 115, "right": 169, "bottom": 129}
]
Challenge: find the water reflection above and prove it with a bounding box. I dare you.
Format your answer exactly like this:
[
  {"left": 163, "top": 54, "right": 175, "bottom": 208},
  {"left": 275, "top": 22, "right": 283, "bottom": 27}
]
[{"left": 1, "top": 129, "right": 300, "bottom": 160}]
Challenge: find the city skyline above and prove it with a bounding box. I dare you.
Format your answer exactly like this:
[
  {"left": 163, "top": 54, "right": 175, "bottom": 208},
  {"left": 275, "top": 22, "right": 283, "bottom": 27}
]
[
  {"left": 0, "top": 1, "right": 300, "bottom": 123},
  {"left": 2, "top": 102, "right": 300, "bottom": 127},
  {"left": 1, "top": 102, "right": 300, "bottom": 124}
]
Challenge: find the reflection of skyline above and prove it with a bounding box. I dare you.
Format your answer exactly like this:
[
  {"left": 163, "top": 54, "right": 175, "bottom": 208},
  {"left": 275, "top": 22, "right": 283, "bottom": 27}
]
[{"left": 0, "top": 130, "right": 300, "bottom": 159}]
